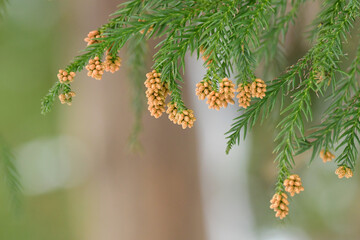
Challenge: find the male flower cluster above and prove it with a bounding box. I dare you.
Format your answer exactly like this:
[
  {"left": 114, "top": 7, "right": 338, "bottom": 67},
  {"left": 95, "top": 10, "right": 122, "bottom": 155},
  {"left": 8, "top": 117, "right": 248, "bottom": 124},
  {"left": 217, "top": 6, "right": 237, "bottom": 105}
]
[
  {"left": 196, "top": 78, "right": 236, "bottom": 110},
  {"left": 145, "top": 70, "right": 169, "bottom": 119},
  {"left": 84, "top": 30, "right": 102, "bottom": 46},
  {"left": 237, "top": 78, "right": 267, "bottom": 109},
  {"left": 320, "top": 150, "right": 335, "bottom": 163},
  {"left": 59, "top": 92, "right": 76, "bottom": 106},
  {"left": 104, "top": 55, "right": 122, "bottom": 73},
  {"left": 195, "top": 80, "right": 212, "bottom": 100},
  {"left": 144, "top": 70, "right": 196, "bottom": 129},
  {"left": 270, "top": 173, "right": 304, "bottom": 219},
  {"left": 236, "top": 83, "right": 252, "bottom": 109},
  {"left": 270, "top": 193, "right": 289, "bottom": 220},
  {"left": 57, "top": 70, "right": 76, "bottom": 84},
  {"left": 166, "top": 102, "right": 196, "bottom": 129},
  {"left": 283, "top": 174, "right": 304, "bottom": 197},
  {"left": 335, "top": 166, "right": 353, "bottom": 179},
  {"left": 86, "top": 56, "right": 105, "bottom": 80}
]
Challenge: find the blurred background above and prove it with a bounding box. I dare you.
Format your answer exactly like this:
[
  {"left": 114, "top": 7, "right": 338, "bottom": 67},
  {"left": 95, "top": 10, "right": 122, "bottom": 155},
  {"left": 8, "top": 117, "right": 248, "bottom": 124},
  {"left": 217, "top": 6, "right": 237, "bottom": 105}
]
[{"left": 1, "top": 0, "right": 360, "bottom": 239}]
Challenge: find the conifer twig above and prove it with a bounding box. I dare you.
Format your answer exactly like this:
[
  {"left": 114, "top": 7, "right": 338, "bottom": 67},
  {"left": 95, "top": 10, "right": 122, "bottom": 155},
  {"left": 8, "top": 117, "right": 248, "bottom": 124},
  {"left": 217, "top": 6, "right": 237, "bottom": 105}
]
[{"left": 40, "top": 0, "right": 360, "bottom": 219}]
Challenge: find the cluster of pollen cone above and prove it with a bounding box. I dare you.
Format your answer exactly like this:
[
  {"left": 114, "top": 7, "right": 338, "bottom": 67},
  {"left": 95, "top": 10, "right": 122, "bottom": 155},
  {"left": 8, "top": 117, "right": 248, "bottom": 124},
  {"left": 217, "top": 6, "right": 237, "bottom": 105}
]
[
  {"left": 167, "top": 103, "right": 196, "bottom": 129},
  {"left": 195, "top": 78, "right": 266, "bottom": 110},
  {"left": 57, "top": 30, "right": 122, "bottom": 105},
  {"left": 196, "top": 49, "right": 266, "bottom": 110},
  {"left": 195, "top": 78, "right": 235, "bottom": 110},
  {"left": 84, "top": 30, "right": 103, "bottom": 46},
  {"left": 270, "top": 149, "right": 356, "bottom": 219},
  {"left": 320, "top": 150, "right": 353, "bottom": 179},
  {"left": 144, "top": 70, "right": 196, "bottom": 129},
  {"left": 270, "top": 193, "right": 289, "bottom": 219},
  {"left": 270, "top": 174, "right": 304, "bottom": 219},
  {"left": 57, "top": 70, "right": 77, "bottom": 105},
  {"left": 320, "top": 150, "right": 335, "bottom": 163},
  {"left": 59, "top": 91, "right": 76, "bottom": 106},
  {"left": 84, "top": 30, "right": 122, "bottom": 81},
  {"left": 57, "top": 70, "right": 76, "bottom": 84},
  {"left": 335, "top": 166, "right": 353, "bottom": 179},
  {"left": 145, "top": 70, "right": 168, "bottom": 119},
  {"left": 283, "top": 174, "right": 304, "bottom": 196},
  {"left": 144, "top": 49, "right": 267, "bottom": 129},
  {"left": 237, "top": 78, "right": 267, "bottom": 108}
]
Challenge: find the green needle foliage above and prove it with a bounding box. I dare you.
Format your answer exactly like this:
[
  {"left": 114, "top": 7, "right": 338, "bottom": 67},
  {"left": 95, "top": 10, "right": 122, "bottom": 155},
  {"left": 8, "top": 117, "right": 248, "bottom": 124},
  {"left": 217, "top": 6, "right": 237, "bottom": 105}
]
[
  {"left": 41, "top": 0, "right": 360, "bottom": 219},
  {"left": 227, "top": 0, "right": 360, "bottom": 189}
]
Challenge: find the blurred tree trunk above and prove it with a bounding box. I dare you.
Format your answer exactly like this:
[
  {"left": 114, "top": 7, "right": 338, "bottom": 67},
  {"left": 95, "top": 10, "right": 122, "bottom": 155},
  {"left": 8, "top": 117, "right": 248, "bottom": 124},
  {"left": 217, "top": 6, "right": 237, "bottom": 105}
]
[{"left": 62, "top": 1, "right": 206, "bottom": 240}]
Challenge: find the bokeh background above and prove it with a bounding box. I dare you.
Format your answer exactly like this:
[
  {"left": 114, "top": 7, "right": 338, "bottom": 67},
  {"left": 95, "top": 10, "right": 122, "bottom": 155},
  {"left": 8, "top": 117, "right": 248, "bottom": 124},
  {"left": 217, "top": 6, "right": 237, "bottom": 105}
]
[{"left": 1, "top": 0, "right": 360, "bottom": 239}]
